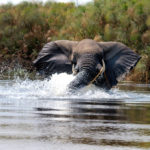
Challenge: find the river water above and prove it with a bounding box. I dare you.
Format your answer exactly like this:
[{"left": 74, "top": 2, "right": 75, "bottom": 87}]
[{"left": 0, "top": 73, "right": 150, "bottom": 150}]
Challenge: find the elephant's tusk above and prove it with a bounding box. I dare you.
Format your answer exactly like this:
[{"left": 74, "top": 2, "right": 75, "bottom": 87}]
[
  {"left": 72, "top": 64, "right": 77, "bottom": 75},
  {"left": 88, "top": 59, "right": 106, "bottom": 86},
  {"left": 101, "top": 59, "right": 106, "bottom": 74}
]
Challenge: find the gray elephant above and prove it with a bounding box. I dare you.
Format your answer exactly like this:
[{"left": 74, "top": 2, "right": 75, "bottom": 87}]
[{"left": 33, "top": 39, "right": 141, "bottom": 90}]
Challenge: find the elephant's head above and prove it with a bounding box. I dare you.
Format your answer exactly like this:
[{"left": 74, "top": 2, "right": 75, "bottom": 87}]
[{"left": 68, "top": 39, "right": 106, "bottom": 91}]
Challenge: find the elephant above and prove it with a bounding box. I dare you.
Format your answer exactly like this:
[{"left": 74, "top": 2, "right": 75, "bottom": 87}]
[{"left": 33, "top": 39, "right": 141, "bottom": 91}]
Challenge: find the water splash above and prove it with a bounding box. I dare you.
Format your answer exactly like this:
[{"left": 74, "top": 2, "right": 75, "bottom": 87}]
[{"left": 0, "top": 73, "right": 150, "bottom": 102}]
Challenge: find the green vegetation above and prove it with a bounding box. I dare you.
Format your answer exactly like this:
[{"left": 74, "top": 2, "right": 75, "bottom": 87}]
[{"left": 0, "top": 0, "right": 150, "bottom": 82}]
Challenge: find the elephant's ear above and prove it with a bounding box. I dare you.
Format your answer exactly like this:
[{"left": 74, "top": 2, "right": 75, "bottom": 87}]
[
  {"left": 98, "top": 42, "right": 141, "bottom": 87},
  {"left": 33, "top": 41, "right": 76, "bottom": 76}
]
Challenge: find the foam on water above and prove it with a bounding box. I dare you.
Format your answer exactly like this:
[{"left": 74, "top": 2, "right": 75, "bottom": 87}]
[{"left": 0, "top": 73, "right": 150, "bottom": 102}]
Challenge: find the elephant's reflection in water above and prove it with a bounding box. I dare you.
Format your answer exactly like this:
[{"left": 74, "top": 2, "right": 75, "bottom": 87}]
[{"left": 34, "top": 99, "right": 126, "bottom": 145}]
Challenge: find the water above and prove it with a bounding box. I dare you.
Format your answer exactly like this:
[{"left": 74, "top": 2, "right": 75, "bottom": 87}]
[{"left": 0, "top": 73, "right": 150, "bottom": 150}]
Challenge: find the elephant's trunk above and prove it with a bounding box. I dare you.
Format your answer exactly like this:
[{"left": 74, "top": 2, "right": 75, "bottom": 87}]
[
  {"left": 68, "top": 56, "right": 106, "bottom": 92},
  {"left": 68, "top": 70, "right": 95, "bottom": 91},
  {"left": 69, "top": 54, "right": 97, "bottom": 91}
]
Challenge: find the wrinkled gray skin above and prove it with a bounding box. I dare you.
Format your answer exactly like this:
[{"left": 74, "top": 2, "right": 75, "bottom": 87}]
[{"left": 33, "top": 39, "right": 141, "bottom": 91}]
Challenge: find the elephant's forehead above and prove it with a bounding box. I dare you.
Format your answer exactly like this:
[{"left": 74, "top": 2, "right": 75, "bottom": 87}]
[{"left": 73, "top": 39, "right": 100, "bottom": 53}]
